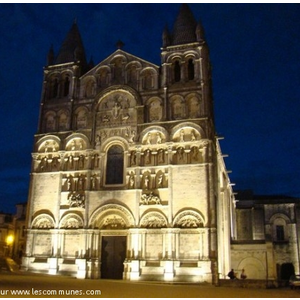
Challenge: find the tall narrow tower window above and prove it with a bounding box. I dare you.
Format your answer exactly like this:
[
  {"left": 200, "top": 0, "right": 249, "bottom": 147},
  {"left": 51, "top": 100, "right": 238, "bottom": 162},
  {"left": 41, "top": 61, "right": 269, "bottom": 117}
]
[
  {"left": 188, "top": 59, "right": 195, "bottom": 80},
  {"left": 51, "top": 78, "right": 59, "bottom": 98},
  {"left": 63, "top": 76, "right": 70, "bottom": 97},
  {"left": 174, "top": 61, "right": 181, "bottom": 82},
  {"left": 106, "top": 145, "right": 124, "bottom": 185}
]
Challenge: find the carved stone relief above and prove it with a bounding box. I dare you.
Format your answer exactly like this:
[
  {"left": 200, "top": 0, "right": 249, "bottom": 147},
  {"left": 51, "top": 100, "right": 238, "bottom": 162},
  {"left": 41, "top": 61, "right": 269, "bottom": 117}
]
[
  {"left": 101, "top": 215, "right": 127, "bottom": 229},
  {"left": 68, "top": 192, "right": 85, "bottom": 208},
  {"left": 140, "top": 212, "right": 167, "bottom": 228},
  {"left": 37, "top": 155, "right": 61, "bottom": 172},
  {"left": 149, "top": 99, "right": 162, "bottom": 122},
  {"left": 97, "top": 92, "right": 137, "bottom": 128},
  {"left": 60, "top": 215, "right": 83, "bottom": 229},
  {"left": 140, "top": 192, "right": 161, "bottom": 205},
  {"left": 32, "top": 215, "right": 55, "bottom": 229},
  {"left": 63, "top": 174, "right": 86, "bottom": 192},
  {"left": 174, "top": 211, "right": 204, "bottom": 228}
]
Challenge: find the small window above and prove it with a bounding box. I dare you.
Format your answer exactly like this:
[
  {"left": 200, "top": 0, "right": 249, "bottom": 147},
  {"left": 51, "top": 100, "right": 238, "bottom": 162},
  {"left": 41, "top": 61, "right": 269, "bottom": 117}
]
[
  {"left": 174, "top": 61, "right": 181, "bottom": 82},
  {"left": 188, "top": 59, "right": 195, "bottom": 80},
  {"left": 106, "top": 145, "right": 124, "bottom": 185},
  {"left": 276, "top": 225, "right": 285, "bottom": 241}
]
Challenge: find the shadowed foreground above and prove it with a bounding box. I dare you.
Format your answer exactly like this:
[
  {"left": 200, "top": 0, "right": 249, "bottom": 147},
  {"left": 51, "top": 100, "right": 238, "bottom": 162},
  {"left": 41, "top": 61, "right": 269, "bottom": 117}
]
[{"left": 0, "top": 272, "right": 300, "bottom": 298}]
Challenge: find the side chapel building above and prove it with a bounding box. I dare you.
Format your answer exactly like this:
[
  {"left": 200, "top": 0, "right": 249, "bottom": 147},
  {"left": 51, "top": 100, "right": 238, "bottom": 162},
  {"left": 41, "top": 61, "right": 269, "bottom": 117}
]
[{"left": 22, "top": 4, "right": 300, "bottom": 283}]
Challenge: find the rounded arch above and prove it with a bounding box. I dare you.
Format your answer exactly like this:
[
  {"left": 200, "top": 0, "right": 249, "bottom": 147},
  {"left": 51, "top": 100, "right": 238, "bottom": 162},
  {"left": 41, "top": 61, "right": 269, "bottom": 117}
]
[
  {"left": 173, "top": 209, "right": 205, "bottom": 228},
  {"left": 146, "top": 96, "right": 163, "bottom": 122},
  {"left": 95, "top": 86, "right": 141, "bottom": 111},
  {"left": 89, "top": 203, "right": 135, "bottom": 229},
  {"left": 269, "top": 212, "right": 291, "bottom": 225},
  {"left": 36, "top": 135, "right": 61, "bottom": 153},
  {"left": 109, "top": 53, "right": 127, "bottom": 65},
  {"left": 139, "top": 210, "right": 168, "bottom": 228},
  {"left": 125, "top": 60, "right": 142, "bottom": 70},
  {"left": 166, "top": 53, "right": 184, "bottom": 64},
  {"left": 170, "top": 122, "right": 205, "bottom": 142},
  {"left": 59, "top": 211, "right": 84, "bottom": 229},
  {"left": 43, "top": 110, "right": 57, "bottom": 132},
  {"left": 237, "top": 257, "right": 266, "bottom": 280},
  {"left": 57, "top": 109, "right": 70, "bottom": 131},
  {"left": 31, "top": 212, "right": 55, "bottom": 229},
  {"left": 100, "top": 136, "right": 129, "bottom": 153},
  {"left": 64, "top": 133, "right": 90, "bottom": 150},
  {"left": 139, "top": 126, "right": 169, "bottom": 145},
  {"left": 74, "top": 106, "right": 89, "bottom": 129}
]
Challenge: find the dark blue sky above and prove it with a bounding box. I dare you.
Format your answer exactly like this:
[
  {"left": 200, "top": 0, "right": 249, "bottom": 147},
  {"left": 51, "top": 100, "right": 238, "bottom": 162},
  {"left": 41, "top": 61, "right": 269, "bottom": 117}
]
[{"left": 1, "top": 3, "right": 300, "bottom": 213}]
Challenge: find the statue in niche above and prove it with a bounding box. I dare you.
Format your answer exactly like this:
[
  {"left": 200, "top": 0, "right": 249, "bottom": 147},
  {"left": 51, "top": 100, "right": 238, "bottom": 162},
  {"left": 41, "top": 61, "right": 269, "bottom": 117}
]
[
  {"left": 144, "top": 175, "right": 150, "bottom": 190},
  {"left": 66, "top": 176, "right": 72, "bottom": 191},
  {"left": 128, "top": 172, "right": 135, "bottom": 188},
  {"left": 70, "top": 140, "right": 76, "bottom": 151},
  {"left": 146, "top": 132, "right": 152, "bottom": 145},
  {"left": 112, "top": 100, "right": 122, "bottom": 119},
  {"left": 180, "top": 129, "right": 185, "bottom": 142},
  {"left": 39, "top": 157, "right": 48, "bottom": 172},
  {"left": 78, "top": 155, "right": 85, "bottom": 169},
  {"left": 145, "top": 149, "right": 151, "bottom": 164},
  {"left": 77, "top": 175, "right": 85, "bottom": 191},
  {"left": 157, "top": 174, "right": 164, "bottom": 188},
  {"left": 91, "top": 153, "right": 99, "bottom": 169},
  {"left": 177, "top": 147, "right": 184, "bottom": 162},
  {"left": 156, "top": 132, "right": 162, "bottom": 144},
  {"left": 158, "top": 149, "right": 164, "bottom": 164},
  {"left": 130, "top": 152, "right": 136, "bottom": 166},
  {"left": 191, "top": 130, "right": 196, "bottom": 141},
  {"left": 90, "top": 175, "right": 96, "bottom": 190},
  {"left": 67, "top": 155, "right": 74, "bottom": 169},
  {"left": 51, "top": 156, "right": 60, "bottom": 171}
]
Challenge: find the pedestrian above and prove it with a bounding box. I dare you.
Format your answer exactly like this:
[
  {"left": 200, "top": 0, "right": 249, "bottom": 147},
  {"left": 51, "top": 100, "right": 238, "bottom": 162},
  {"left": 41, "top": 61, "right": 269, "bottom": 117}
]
[
  {"left": 240, "top": 269, "right": 247, "bottom": 280},
  {"left": 227, "top": 269, "right": 236, "bottom": 280}
]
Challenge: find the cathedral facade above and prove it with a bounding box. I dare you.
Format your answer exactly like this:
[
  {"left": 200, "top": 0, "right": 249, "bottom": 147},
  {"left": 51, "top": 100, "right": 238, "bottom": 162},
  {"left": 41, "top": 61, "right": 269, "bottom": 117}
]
[{"left": 22, "top": 4, "right": 236, "bottom": 283}]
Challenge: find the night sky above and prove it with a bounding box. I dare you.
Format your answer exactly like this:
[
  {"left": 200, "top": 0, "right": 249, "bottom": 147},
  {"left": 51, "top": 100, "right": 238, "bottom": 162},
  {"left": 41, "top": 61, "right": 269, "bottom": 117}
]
[{"left": 1, "top": 3, "right": 300, "bottom": 214}]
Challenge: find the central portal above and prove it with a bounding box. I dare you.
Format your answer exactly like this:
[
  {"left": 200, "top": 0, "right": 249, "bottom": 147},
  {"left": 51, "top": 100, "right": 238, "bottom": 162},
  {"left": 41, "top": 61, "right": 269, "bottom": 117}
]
[{"left": 100, "top": 236, "right": 127, "bottom": 279}]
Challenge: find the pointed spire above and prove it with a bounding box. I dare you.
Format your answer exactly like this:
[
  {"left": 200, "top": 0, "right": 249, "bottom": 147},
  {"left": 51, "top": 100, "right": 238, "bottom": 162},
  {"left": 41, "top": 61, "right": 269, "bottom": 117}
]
[
  {"left": 171, "top": 4, "right": 198, "bottom": 46},
  {"left": 55, "top": 21, "right": 87, "bottom": 68}
]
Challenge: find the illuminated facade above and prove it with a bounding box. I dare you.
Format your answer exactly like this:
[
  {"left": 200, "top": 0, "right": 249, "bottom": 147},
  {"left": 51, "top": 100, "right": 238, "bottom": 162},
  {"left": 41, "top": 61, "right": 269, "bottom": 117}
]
[{"left": 22, "top": 4, "right": 236, "bottom": 282}]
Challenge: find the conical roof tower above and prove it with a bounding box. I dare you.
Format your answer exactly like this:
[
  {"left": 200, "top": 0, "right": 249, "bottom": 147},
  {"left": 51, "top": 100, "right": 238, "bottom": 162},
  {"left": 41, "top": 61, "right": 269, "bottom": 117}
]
[
  {"left": 55, "top": 20, "right": 87, "bottom": 70},
  {"left": 171, "top": 4, "right": 198, "bottom": 45}
]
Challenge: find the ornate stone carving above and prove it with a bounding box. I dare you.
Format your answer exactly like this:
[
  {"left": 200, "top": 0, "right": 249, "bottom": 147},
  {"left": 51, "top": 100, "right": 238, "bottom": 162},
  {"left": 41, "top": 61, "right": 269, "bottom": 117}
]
[
  {"left": 68, "top": 192, "right": 85, "bottom": 208},
  {"left": 32, "top": 215, "right": 54, "bottom": 229},
  {"left": 140, "top": 192, "right": 161, "bottom": 205},
  {"left": 60, "top": 215, "right": 83, "bottom": 229},
  {"left": 174, "top": 211, "right": 204, "bottom": 228},
  {"left": 140, "top": 212, "right": 167, "bottom": 228},
  {"left": 101, "top": 215, "right": 126, "bottom": 229}
]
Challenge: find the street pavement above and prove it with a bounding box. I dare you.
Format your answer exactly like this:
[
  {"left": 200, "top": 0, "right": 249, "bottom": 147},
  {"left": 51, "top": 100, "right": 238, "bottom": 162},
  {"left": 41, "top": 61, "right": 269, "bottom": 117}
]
[{"left": 0, "top": 259, "right": 300, "bottom": 298}]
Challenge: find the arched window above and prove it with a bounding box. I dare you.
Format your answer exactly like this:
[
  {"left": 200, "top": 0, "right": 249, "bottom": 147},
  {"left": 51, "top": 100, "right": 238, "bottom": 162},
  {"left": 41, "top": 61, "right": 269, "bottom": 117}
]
[
  {"left": 188, "top": 59, "right": 194, "bottom": 80},
  {"left": 106, "top": 145, "right": 124, "bottom": 185},
  {"left": 63, "top": 76, "right": 70, "bottom": 97},
  {"left": 174, "top": 61, "right": 181, "bottom": 82},
  {"left": 51, "top": 78, "right": 58, "bottom": 98}
]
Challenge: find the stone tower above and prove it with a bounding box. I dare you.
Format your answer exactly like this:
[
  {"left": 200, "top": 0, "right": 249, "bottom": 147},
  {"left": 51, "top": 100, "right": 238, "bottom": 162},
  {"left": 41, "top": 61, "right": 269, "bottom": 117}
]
[{"left": 22, "top": 4, "right": 235, "bottom": 283}]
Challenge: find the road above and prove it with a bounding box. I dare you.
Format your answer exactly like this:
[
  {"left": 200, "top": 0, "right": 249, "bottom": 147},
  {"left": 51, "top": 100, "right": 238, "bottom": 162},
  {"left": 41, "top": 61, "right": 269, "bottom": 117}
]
[{"left": 0, "top": 271, "right": 300, "bottom": 298}]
